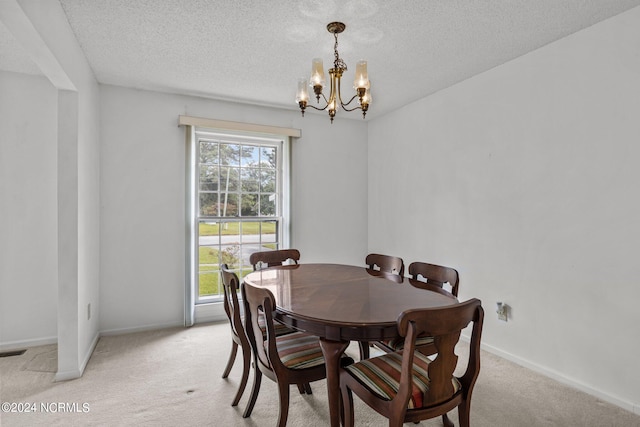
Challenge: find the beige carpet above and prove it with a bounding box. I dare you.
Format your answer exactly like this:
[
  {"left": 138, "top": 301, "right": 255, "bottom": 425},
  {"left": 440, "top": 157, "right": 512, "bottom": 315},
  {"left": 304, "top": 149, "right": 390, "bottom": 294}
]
[{"left": 1, "top": 322, "right": 639, "bottom": 426}]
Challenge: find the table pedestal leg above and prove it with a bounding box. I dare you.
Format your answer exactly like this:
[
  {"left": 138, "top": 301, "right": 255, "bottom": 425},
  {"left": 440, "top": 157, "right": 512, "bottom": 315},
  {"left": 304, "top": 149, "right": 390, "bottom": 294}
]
[{"left": 319, "top": 338, "right": 350, "bottom": 427}]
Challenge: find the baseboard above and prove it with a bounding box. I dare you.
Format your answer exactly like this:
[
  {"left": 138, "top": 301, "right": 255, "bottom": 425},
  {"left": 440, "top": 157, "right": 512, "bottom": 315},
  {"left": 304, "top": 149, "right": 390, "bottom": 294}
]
[
  {"left": 80, "top": 332, "right": 99, "bottom": 374},
  {"left": 99, "top": 320, "right": 185, "bottom": 337},
  {"left": 477, "top": 340, "right": 639, "bottom": 415},
  {"left": 54, "top": 368, "right": 82, "bottom": 382},
  {"left": 0, "top": 335, "right": 57, "bottom": 352},
  {"left": 53, "top": 332, "right": 100, "bottom": 382}
]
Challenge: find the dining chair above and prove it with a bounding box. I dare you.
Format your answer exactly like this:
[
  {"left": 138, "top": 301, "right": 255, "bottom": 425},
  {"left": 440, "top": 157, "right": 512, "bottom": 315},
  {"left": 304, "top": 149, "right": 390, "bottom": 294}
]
[
  {"left": 340, "top": 298, "right": 484, "bottom": 427},
  {"left": 373, "top": 261, "right": 460, "bottom": 354},
  {"left": 360, "top": 253, "right": 405, "bottom": 359},
  {"left": 220, "top": 264, "right": 297, "bottom": 413},
  {"left": 220, "top": 264, "right": 252, "bottom": 408},
  {"left": 241, "top": 281, "right": 353, "bottom": 427},
  {"left": 250, "top": 249, "right": 301, "bottom": 271},
  {"left": 365, "top": 253, "right": 405, "bottom": 276},
  {"left": 409, "top": 261, "right": 459, "bottom": 296}
]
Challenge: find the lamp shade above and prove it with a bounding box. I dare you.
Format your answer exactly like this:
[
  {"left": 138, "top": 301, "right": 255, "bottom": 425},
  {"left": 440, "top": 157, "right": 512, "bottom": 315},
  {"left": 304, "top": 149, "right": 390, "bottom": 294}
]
[
  {"left": 362, "top": 87, "right": 372, "bottom": 105},
  {"left": 353, "top": 60, "right": 370, "bottom": 89},
  {"left": 310, "top": 58, "right": 326, "bottom": 87},
  {"left": 296, "top": 78, "right": 309, "bottom": 103}
]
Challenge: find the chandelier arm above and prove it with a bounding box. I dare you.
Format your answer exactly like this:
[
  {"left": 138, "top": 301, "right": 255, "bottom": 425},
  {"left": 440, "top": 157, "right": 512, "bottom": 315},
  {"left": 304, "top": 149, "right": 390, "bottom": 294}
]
[
  {"left": 341, "top": 104, "right": 365, "bottom": 112},
  {"left": 306, "top": 103, "right": 329, "bottom": 112},
  {"left": 340, "top": 94, "right": 361, "bottom": 109},
  {"left": 340, "top": 94, "right": 358, "bottom": 111},
  {"left": 309, "top": 91, "right": 330, "bottom": 111}
]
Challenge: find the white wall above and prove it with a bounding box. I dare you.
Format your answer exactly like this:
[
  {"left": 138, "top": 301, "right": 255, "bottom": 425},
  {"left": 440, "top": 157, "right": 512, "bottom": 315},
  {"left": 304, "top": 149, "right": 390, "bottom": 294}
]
[
  {"left": 2, "top": 0, "right": 102, "bottom": 379},
  {"left": 368, "top": 7, "right": 640, "bottom": 412},
  {"left": 291, "top": 114, "right": 369, "bottom": 266},
  {"left": 0, "top": 71, "right": 58, "bottom": 349},
  {"left": 99, "top": 85, "right": 368, "bottom": 333}
]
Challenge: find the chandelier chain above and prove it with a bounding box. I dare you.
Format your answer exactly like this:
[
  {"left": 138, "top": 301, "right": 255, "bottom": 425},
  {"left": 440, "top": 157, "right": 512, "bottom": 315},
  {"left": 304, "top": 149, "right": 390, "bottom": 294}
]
[{"left": 333, "top": 32, "right": 347, "bottom": 71}]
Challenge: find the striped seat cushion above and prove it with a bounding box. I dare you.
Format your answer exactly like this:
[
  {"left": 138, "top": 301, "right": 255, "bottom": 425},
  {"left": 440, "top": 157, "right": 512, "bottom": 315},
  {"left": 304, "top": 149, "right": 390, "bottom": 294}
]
[
  {"left": 242, "top": 315, "right": 295, "bottom": 338},
  {"left": 381, "top": 335, "right": 434, "bottom": 351},
  {"left": 343, "top": 351, "right": 461, "bottom": 409},
  {"left": 257, "top": 315, "right": 295, "bottom": 338},
  {"left": 274, "top": 332, "right": 326, "bottom": 369}
]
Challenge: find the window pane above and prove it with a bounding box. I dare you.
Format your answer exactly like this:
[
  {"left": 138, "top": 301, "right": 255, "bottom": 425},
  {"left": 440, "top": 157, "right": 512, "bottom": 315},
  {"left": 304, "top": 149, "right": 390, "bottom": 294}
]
[
  {"left": 200, "top": 165, "right": 219, "bottom": 191},
  {"left": 241, "top": 221, "right": 260, "bottom": 235},
  {"left": 260, "top": 194, "right": 276, "bottom": 216},
  {"left": 261, "top": 146, "right": 277, "bottom": 168},
  {"left": 220, "top": 244, "right": 241, "bottom": 269},
  {"left": 220, "top": 194, "right": 239, "bottom": 217},
  {"left": 241, "top": 222, "right": 260, "bottom": 259},
  {"left": 198, "top": 271, "right": 219, "bottom": 297},
  {"left": 199, "top": 193, "right": 218, "bottom": 216},
  {"left": 220, "top": 167, "right": 239, "bottom": 191},
  {"left": 241, "top": 194, "right": 258, "bottom": 216},
  {"left": 220, "top": 144, "right": 240, "bottom": 166},
  {"left": 199, "top": 245, "right": 219, "bottom": 267},
  {"left": 242, "top": 146, "right": 259, "bottom": 167},
  {"left": 200, "top": 141, "right": 218, "bottom": 164},
  {"left": 219, "top": 221, "right": 240, "bottom": 237},
  {"left": 261, "top": 169, "right": 276, "bottom": 192},
  {"left": 261, "top": 220, "right": 277, "bottom": 249},
  {"left": 199, "top": 221, "right": 221, "bottom": 243},
  {"left": 198, "top": 246, "right": 219, "bottom": 297},
  {"left": 241, "top": 168, "right": 259, "bottom": 192}
]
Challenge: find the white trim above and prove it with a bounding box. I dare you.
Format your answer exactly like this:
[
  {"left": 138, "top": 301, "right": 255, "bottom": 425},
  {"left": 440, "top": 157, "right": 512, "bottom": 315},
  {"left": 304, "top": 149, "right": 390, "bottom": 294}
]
[
  {"left": 0, "top": 336, "right": 57, "bottom": 352},
  {"left": 54, "top": 368, "right": 82, "bottom": 382},
  {"left": 184, "top": 125, "right": 196, "bottom": 326},
  {"left": 178, "top": 115, "right": 301, "bottom": 138},
  {"left": 463, "top": 335, "right": 640, "bottom": 415},
  {"left": 99, "top": 321, "right": 185, "bottom": 337},
  {"left": 53, "top": 332, "right": 99, "bottom": 382},
  {"left": 79, "top": 333, "right": 100, "bottom": 376},
  {"left": 281, "top": 138, "right": 292, "bottom": 246}
]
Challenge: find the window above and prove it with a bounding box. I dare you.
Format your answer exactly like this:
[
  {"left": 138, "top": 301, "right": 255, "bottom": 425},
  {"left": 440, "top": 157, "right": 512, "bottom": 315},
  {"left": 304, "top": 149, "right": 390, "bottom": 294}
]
[{"left": 193, "top": 130, "right": 290, "bottom": 303}]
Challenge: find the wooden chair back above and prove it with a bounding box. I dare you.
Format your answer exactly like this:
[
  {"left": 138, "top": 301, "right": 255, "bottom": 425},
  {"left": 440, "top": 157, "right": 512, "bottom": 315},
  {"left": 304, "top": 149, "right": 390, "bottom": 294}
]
[
  {"left": 219, "top": 264, "right": 252, "bottom": 407},
  {"left": 220, "top": 264, "right": 247, "bottom": 346},
  {"left": 365, "top": 253, "right": 405, "bottom": 276},
  {"left": 242, "top": 282, "right": 283, "bottom": 374},
  {"left": 249, "top": 249, "right": 301, "bottom": 271},
  {"left": 241, "top": 280, "right": 336, "bottom": 425},
  {"left": 340, "top": 298, "right": 484, "bottom": 426},
  {"left": 408, "top": 261, "right": 460, "bottom": 296},
  {"left": 397, "top": 299, "right": 482, "bottom": 409}
]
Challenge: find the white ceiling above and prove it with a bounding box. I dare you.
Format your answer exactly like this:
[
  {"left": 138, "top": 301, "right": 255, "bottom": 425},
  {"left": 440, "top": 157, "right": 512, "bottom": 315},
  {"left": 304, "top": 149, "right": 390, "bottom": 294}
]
[{"left": 3, "top": 0, "right": 640, "bottom": 119}]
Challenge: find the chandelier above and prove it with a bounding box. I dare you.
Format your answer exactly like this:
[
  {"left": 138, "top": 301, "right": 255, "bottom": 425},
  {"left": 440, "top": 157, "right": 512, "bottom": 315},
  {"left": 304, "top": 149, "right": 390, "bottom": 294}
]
[{"left": 296, "top": 22, "right": 371, "bottom": 123}]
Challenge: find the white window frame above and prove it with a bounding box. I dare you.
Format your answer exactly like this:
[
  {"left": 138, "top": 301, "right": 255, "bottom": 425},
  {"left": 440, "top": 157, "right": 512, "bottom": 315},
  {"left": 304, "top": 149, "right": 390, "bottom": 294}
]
[
  {"left": 180, "top": 116, "right": 297, "bottom": 326},
  {"left": 194, "top": 130, "right": 290, "bottom": 303}
]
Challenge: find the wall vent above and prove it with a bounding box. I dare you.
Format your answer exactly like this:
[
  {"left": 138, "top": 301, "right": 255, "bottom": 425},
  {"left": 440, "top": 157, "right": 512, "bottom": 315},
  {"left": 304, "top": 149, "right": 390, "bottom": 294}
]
[{"left": 0, "top": 349, "right": 27, "bottom": 358}]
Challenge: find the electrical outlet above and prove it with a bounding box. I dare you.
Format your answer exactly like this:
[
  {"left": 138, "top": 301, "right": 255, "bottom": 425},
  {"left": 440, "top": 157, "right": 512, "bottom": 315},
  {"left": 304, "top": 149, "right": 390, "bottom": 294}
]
[
  {"left": 88, "top": 303, "right": 91, "bottom": 320},
  {"left": 496, "top": 302, "right": 508, "bottom": 322}
]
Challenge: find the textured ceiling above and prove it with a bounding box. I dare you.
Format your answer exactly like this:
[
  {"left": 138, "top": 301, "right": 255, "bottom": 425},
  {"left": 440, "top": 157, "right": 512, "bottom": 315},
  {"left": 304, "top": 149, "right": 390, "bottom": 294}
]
[{"left": 4, "top": 1, "right": 640, "bottom": 119}]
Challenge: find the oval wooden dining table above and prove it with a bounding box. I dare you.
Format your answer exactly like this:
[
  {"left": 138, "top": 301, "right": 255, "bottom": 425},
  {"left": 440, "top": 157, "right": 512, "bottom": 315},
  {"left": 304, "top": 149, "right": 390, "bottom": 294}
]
[{"left": 243, "top": 263, "right": 458, "bottom": 427}]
